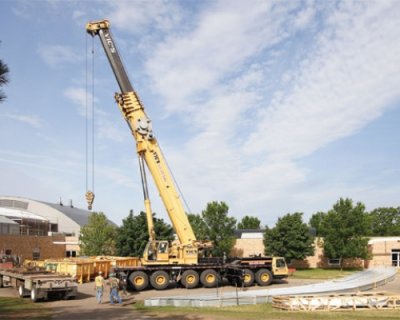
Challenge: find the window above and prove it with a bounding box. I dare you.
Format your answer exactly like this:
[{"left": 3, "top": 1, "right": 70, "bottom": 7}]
[
  {"left": 328, "top": 258, "right": 341, "bottom": 266},
  {"left": 276, "top": 258, "right": 287, "bottom": 268},
  {"left": 392, "top": 249, "right": 400, "bottom": 267},
  {"left": 32, "top": 248, "right": 40, "bottom": 260},
  {"left": 66, "top": 251, "right": 77, "bottom": 258}
]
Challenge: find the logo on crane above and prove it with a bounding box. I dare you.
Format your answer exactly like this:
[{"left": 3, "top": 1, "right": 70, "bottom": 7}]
[{"left": 104, "top": 32, "right": 116, "bottom": 53}]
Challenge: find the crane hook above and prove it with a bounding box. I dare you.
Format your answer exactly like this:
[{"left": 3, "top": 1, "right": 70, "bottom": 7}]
[{"left": 85, "top": 191, "right": 95, "bottom": 210}]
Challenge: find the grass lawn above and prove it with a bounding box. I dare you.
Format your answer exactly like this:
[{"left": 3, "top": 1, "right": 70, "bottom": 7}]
[
  {"left": 0, "top": 297, "right": 51, "bottom": 319},
  {"left": 136, "top": 302, "right": 400, "bottom": 320},
  {"left": 290, "top": 268, "right": 361, "bottom": 279}
]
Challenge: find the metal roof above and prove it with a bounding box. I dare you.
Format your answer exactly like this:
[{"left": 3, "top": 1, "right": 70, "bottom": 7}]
[
  {"left": 38, "top": 201, "right": 90, "bottom": 227},
  {"left": 37, "top": 201, "right": 117, "bottom": 227}
]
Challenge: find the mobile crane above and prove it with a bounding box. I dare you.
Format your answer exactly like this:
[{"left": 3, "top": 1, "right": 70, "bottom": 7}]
[{"left": 86, "top": 20, "right": 288, "bottom": 290}]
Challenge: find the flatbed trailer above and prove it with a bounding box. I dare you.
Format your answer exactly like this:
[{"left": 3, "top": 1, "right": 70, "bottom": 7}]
[
  {"left": 0, "top": 268, "right": 77, "bottom": 302},
  {"left": 114, "top": 256, "right": 288, "bottom": 291}
]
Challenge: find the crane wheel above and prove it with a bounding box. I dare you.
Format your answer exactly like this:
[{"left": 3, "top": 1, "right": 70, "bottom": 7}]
[
  {"left": 129, "top": 271, "right": 149, "bottom": 291},
  {"left": 150, "top": 271, "right": 170, "bottom": 290},
  {"left": 242, "top": 269, "right": 255, "bottom": 287},
  {"left": 181, "top": 270, "right": 199, "bottom": 289},
  {"left": 200, "top": 269, "right": 219, "bottom": 288},
  {"left": 18, "top": 283, "right": 29, "bottom": 297},
  {"left": 30, "top": 286, "right": 38, "bottom": 302},
  {"left": 255, "top": 268, "right": 273, "bottom": 286}
]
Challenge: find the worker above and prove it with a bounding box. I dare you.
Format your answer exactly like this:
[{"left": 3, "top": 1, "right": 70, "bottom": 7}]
[
  {"left": 108, "top": 272, "right": 122, "bottom": 305},
  {"left": 118, "top": 272, "right": 129, "bottom": 297},
  {"left": 94, "top": 271, "right": 105, "bottom": 304}
]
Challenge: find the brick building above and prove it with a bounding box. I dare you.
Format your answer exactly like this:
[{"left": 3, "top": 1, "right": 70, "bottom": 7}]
[
  {"left": 0, "top": 196, "right": 96, "bottom": 261},
  {"left": 232, "top": 229, "right": 400, "bottom": 268}
]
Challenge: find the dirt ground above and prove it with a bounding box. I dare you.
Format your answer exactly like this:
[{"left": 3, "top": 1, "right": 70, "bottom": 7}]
[{"left": 1, "top": 275, "right": 399, "bottom": 320}]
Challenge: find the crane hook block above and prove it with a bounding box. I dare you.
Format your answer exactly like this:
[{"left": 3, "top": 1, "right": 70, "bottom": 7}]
[{"left": 85, "top": 191, "right": 95, "bottom": 210}]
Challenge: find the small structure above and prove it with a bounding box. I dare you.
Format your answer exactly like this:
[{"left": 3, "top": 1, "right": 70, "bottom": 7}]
[{"left": 272, "top": 292, "right": 400, "bottom": 311}]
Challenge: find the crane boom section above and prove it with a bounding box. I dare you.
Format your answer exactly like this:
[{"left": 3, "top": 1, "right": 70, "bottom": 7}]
[{"left": 86, "top": 20, "right": 196, "bottom": 246}]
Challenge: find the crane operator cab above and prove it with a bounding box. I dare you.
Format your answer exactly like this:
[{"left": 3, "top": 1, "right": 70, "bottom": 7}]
[{"left": 143, "top": 240, "right": 169, "bottom": 262}]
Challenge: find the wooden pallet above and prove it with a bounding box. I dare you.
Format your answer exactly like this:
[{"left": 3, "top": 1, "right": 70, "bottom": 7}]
[{"left": 272, "top": 292, "right": 400, "bottom": 311}]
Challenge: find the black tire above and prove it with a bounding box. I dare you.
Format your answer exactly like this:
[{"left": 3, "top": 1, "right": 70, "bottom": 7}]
[
  {"left": 242, "top": 268, "right": 255, "bottom": 287},
  {"left": 0, "top": 276, "right": 3, "bottom": 288},
  {"left": 129, "top": 271, "right": 149, "bottom": 291},
  {"left": 150, "top": 271, "right": 170, "bottom": 290},
  {"left": 181, "top": 270, "right": 199, "bottom": 289},
  {"left": 200, "top": 269, "right": 219, "bottom": 288},
  {"left": 255, "top": 268, "right": 273, "bottom": 286},
  {"left": 18, "top": 283, "right": 28, "bottom": 297},
  {"left": 30, "top": 286, "right": 38, "bottom": 302}
]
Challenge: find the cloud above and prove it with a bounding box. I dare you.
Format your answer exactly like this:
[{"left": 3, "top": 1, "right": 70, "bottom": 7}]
[
  {"left": 138, "top": 1, "right": 400, "bottom": 219},
  {"left": 84, "top": 1, "right": 400, "bottom": 223},
  {"left": 0, "top": 112, "right": 43, "bottom": 128},
  {"left": 64, "top": 87, "right": 92, "bottom": 117},
  {"left": 244, "top": 0, "right": 400, "bottom": 161},
  {"left": 145, "top": 1, "right": 301, "bottom": 113},
  {"left": 37, "top": 44, "right": 82, "bottom": 68},
  {"left": 0, "top": 149, "right": 79, "bottom": 174},
  {"left": 108, "top": 0, "right": 183, "bottom": 34},
  {"left": 64, "top": 87, "right": 126, "bottom": 142}
]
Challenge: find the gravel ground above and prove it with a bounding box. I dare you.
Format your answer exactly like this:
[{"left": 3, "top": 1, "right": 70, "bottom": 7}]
[{"left": 1, "top": 275, "right": 399, "bottom": 320}]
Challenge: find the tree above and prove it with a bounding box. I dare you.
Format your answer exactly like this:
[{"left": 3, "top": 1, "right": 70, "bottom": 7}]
[
  {"left": 264, "top": 212, "right": 314, "bottom": 263},
  {"left": 369, "top": 207, "right": 400, "bottom": 236},
  {"left": 237, "top": 215, "right": 261, "bottom": 229},
  {"left": 115, "top": 211, "right": 174, "bottom": 257},
  {"left": 187, "top": 213, "right": 208, "bottom": 240},
  {"left": 201, "top": 201, "right": 237, "bottom": 257},
  {"left": 79, "top": 212, "right": 117, "bottom": 256},
  {"left": 0, "top": 47, "right": 10, "bottom": 103},
  {"left": 321, "top": 198, "right": 370, "bottom": 269},
  {"left": 309, "top": 211, "right": 326, "bottom": 236}
]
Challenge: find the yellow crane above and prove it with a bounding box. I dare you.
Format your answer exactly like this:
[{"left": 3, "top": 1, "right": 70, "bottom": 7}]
[{"left": 86, "top": 19, "right": 288, "bottom": 291}]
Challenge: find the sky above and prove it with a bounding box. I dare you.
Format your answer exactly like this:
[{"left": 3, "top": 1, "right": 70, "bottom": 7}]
[{"left": 0, "top": 0, "right": 399, "bottom": 228}]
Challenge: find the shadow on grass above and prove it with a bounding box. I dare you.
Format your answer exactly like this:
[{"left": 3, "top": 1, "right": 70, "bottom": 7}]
[{"left": 0, "top": 297, "right": 51, "bottom": 319}]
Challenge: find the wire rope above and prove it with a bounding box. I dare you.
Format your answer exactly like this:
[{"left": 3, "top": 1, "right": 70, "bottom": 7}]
[
  {"left": 85, "top": 34, "right": 89, "bottom": 192},
  {"left": 91, "top": 36, "right": 95, "bottom": 193}
]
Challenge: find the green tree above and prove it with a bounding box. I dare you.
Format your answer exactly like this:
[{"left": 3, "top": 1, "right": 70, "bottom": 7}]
[
  {"left": 0, "top": 41, "right": 10, "bottom": 103},
  {"left": 0, "top": 57, "right": 10, "bottom": 103},
  {"left": 188, "top": 213, "right": 208, "bottom": 240},
  {"left": 309, "top": 211, "right": 326, "bottom": 236},
  {"left": 369, "top": 207, "right": 400, "bottom": 236},
  {"left": 237, "top": 215, "right": 261, "bottom": 229},
  {"left": 201, "top": 201, "right": 237, "bottom": 257},
  {"left": 79, "top": 212, "right": 117, "bottom": 256},
  {"left": 321, "top": 198, "right": 370, "bottom": 269},
  {"left": 115, "top": 211, "right": 174, "bottom": 257},
  {"left": 264, "top": 212, "right": 314, "bottom": 263}
]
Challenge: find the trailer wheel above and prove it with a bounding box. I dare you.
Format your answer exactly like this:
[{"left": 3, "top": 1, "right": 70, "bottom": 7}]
[
  {"left": 200, "top": 269, "right": 219, "bottom": 288},
  {"left": 129, "top": 271, "right": 149, "bottom": 291},
  {"left": 255, "top": 268, "right": 273, "bottom": 286},
  {"left": 0, "top": 276, "right": 3, "bottom": 288},
  {"left": 30, "top": 286, "right": 38, "bottom": 302},
  {"left": 181, "top": 270, "right": 199, "bottom": 289},
  {"left": 18, "top": 283, "right": 28, "bottom": 297},
  {"left": 243, "top": 269, "right": 255, "bottom": 287},
  {"left": 150, "top": 271, "right": 170, "bottom": 290}
]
